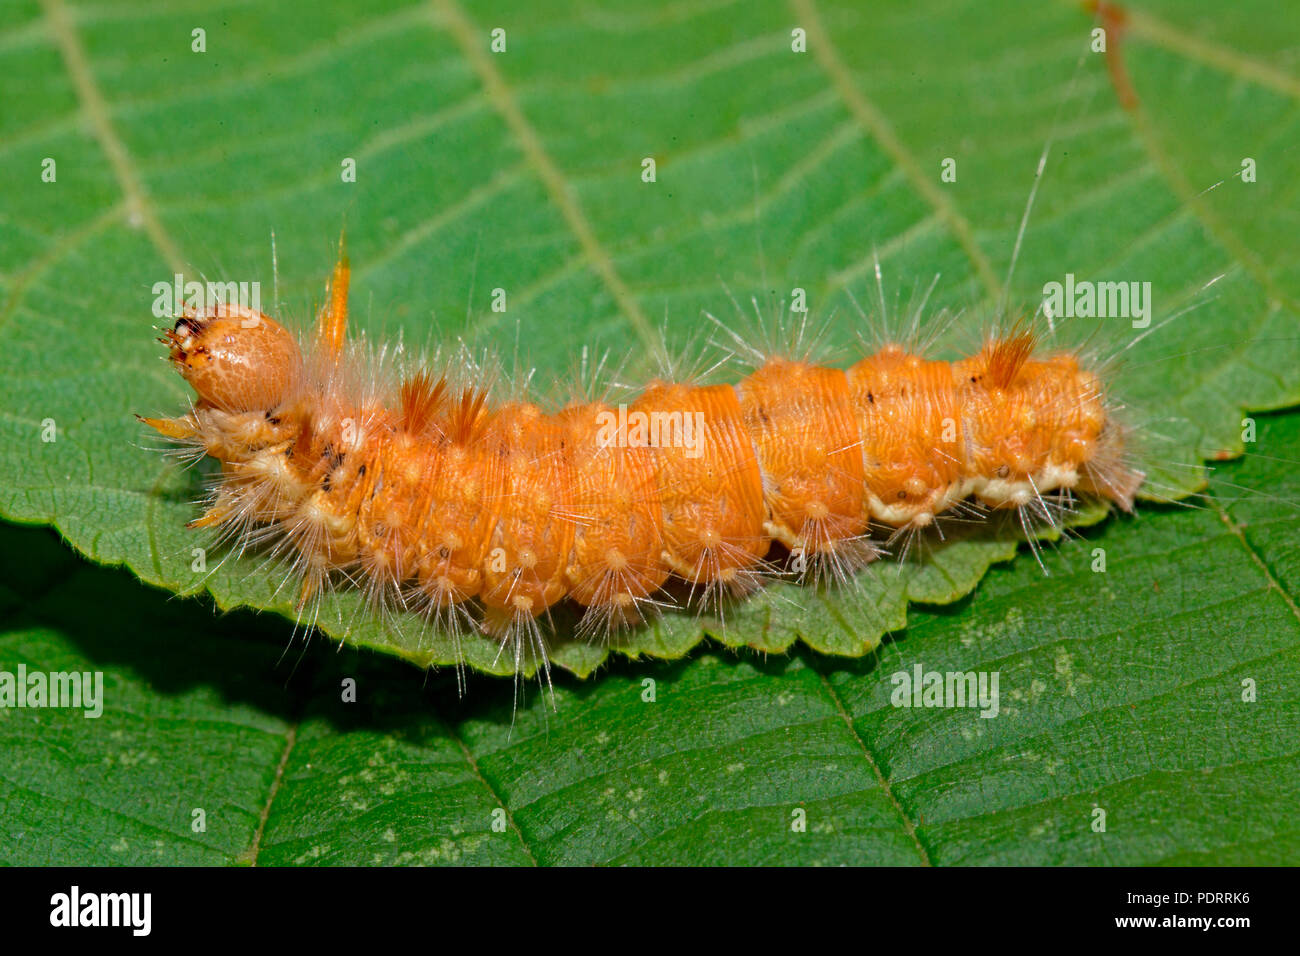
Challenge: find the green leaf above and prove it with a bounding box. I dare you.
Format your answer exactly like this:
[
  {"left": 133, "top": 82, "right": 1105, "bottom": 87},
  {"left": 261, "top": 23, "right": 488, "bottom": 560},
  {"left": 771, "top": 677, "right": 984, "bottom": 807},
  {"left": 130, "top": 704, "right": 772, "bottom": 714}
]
[
  {"left": 4, "top": 0, "right": 1297, "bottom": 868},
  {"left": 2, "top": 0, "right": 1300, "bottom": 676},
  {"left": 1, "top": 0, "right": 1298, "bottom": 680}
]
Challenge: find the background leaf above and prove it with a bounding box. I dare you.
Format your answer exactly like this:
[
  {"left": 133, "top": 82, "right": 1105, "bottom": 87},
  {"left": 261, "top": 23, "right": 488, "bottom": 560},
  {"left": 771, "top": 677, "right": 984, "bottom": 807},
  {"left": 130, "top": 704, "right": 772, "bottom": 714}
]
[
  {"left": 1, "top": 0, "right": 1298, "bottom": 863},
  {"left": 3, "top": 413, "right": 1298, "bottom": 864}
]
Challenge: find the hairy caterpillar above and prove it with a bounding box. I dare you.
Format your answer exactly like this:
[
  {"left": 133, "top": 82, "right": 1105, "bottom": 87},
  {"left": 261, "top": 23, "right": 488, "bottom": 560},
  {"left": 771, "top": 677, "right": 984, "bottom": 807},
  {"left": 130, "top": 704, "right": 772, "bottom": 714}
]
[{"left": 139, "top": 241, "right": 1144, "bottom": 678}]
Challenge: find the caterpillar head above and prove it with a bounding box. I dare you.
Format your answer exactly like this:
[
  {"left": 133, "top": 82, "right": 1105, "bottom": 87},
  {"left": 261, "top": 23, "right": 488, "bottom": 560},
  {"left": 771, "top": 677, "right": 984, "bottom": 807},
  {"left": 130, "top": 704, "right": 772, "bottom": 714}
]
[{"left": 163, "top": 304, "right": 303, "bottom": 413}]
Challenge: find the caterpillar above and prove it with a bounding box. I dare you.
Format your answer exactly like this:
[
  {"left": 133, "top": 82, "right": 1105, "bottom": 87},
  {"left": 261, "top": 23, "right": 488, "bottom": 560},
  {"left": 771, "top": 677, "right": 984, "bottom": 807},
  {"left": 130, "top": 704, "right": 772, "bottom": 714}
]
[{"left": 139, "top": 240, "right": 1145, "bottom": 679}]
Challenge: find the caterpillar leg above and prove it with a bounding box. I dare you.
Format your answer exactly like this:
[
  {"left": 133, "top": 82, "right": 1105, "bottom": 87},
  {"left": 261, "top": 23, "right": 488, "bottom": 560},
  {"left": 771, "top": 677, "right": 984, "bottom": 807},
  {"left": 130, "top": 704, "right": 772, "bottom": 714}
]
[
  {"left": 295, "top": 574, "right": 320, "bottom": 613},
  {"left": 136, "top": 413, "right": 197, "bottom": 440},
  {"left": 186, "top": 498, "right": 234, "bottom": 530},
  {"left": 314, "top": 231, "right": 350, "bottom": 359}
]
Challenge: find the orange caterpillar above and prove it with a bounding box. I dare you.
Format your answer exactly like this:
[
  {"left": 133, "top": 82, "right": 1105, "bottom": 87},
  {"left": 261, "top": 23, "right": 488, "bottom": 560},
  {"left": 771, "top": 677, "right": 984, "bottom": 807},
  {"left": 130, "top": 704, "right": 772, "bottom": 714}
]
[{"left": 140, "top": 245, "right": 1144, "bottom": 662}]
